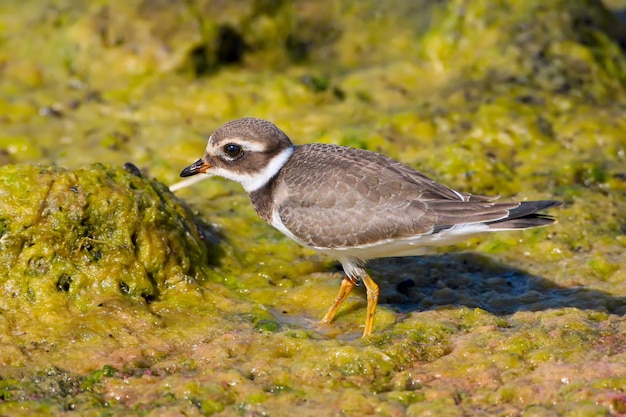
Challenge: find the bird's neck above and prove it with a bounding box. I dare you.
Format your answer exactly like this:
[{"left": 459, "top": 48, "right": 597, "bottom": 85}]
[{"left": 248, "top": 174, "right": 281, "bottom": 224}]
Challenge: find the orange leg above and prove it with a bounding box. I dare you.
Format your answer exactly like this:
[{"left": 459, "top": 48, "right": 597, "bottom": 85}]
[
  {"left": 320, "top": 277, "right": 356, "bottom": 325},
  {"left": 360, "top": 272, "right": 379, "bottom": 337},
  {"left": 320, "top": 272, "right": 380, "bottom": 337}
]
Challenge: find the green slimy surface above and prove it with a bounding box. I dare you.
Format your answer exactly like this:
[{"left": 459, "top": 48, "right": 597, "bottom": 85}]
[{"left": 1, "top": 0, "right": 626, "bottom": 415}]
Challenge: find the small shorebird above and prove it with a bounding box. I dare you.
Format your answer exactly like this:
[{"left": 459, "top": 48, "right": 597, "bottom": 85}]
[{"left": 178, "top": 117, "right": 561, "bottom": 337}]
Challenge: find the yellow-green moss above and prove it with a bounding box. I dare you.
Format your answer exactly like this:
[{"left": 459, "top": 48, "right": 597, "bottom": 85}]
[{"left": 0, "top": 163, "right": 214, "bottom": 309}]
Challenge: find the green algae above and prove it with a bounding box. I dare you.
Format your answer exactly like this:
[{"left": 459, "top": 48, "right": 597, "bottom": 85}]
[
  {"left": 0, "top": 164, "right": 212, "bottom": 307},
  {"left": 0, "top": 0, "right": 625, "bottom": 415},
  {"left": 0, "top": 163, "right": 245, "bottom": 378}
]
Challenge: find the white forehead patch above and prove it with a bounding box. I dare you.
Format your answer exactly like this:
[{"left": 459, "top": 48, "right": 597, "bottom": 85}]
[{"left": 205, "top": 134, "right": 214, "bottom": 154}]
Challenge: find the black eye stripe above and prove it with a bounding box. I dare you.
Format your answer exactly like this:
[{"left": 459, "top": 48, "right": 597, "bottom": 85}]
[{"left": 223, "top": 143, "right": 243, "bottom": 158}]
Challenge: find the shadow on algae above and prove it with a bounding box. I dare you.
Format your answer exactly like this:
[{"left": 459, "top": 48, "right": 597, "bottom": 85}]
[{"left": 366, "top": 254, "right": 626, "bottom": 317}]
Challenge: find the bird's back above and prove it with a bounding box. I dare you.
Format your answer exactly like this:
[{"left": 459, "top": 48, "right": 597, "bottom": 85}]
[{"left": 269, "top": 144, "right": 510, "bottom": 249}]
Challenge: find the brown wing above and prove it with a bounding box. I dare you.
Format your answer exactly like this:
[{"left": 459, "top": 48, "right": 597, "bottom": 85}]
[{"left": 275, "top": 144, "right": 514, "bottom": 248}]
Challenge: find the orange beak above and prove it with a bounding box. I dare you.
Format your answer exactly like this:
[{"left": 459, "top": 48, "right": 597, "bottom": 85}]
[{"left": 180, "top": 159, "right": 211, "bottom": 177}]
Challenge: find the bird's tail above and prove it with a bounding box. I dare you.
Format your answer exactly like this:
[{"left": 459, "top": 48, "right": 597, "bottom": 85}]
[{"left": 486, "top": 200, "right": 562, "bottom": 230}]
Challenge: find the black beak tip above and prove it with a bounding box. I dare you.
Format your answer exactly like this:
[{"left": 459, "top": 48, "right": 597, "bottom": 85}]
[{"left": 180, "top": 159, "right": 203, "bottom": 177}]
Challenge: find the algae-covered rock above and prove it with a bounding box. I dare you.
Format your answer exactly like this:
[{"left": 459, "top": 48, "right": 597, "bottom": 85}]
[
  {"left": 0, "top": 163, "right": 212, "bottom": 309},
  {"left": 0, "top": 163, "right": 231, "bottom": 373}
]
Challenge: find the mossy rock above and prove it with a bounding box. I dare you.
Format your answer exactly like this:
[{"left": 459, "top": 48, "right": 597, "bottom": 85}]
[{"left": 0, "top": 163, "right": 214, "bottom": 313}]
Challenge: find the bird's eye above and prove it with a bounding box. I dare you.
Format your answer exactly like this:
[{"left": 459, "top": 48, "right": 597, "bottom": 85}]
[{"left": 223, "top": 143, "right": 243, "bottom": 158}]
